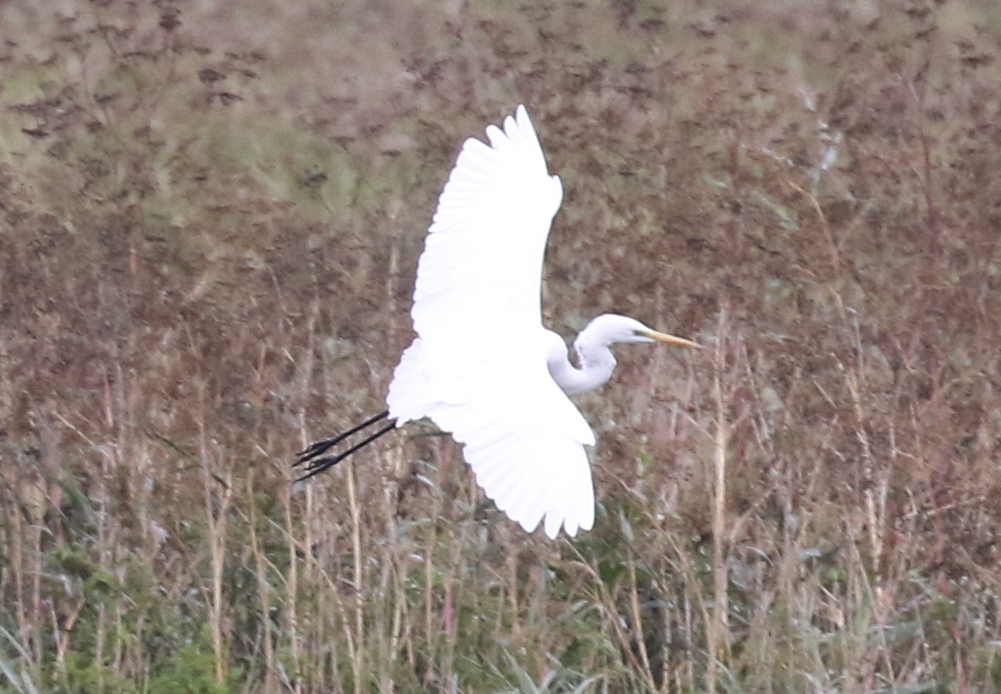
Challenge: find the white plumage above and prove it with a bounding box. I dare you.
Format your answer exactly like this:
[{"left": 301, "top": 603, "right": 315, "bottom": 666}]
[
  {"left": 297, "top": 106, "right": 699, "bottom": 539},
  {"left": 387, "top": 106, "right": 596, "bottom": 538}
]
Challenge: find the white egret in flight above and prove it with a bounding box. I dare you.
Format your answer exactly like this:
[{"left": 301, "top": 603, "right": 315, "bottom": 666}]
[{"left": 295, "top": 105, "right": 699, "bottom": 538}]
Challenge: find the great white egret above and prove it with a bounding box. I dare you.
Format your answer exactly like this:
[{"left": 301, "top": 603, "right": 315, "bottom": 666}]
[{"left": 296, "top": 105, "right": 699, "bottom": 538}]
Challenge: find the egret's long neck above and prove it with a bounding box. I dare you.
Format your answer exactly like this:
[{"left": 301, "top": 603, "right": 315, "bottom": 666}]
[{"left": 546, "top": 329, "right": 617, "bottom": 397}]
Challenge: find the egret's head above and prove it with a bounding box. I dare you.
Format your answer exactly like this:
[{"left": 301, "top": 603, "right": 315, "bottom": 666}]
[{"left": 586, "top": 314, "right": 701, "bottom": 348}]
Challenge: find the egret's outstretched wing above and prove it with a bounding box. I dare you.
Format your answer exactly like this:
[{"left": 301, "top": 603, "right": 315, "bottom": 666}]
[
  {"left": 387, "top": 105, "right": 596, "bottom": 538},
  {"left": 410, "top": 105, "right": 562, "bottom": 338}
]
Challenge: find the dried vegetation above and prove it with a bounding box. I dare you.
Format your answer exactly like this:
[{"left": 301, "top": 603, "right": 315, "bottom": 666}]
[{"left": 1, "top": 0, "right": 1001, "bottom": 692}]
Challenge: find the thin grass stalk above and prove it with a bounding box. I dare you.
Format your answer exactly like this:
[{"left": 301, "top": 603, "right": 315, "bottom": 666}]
[
  {"left": 441, "top": 530, "right": 461, "bottom": 694},
  {"left": 25, "top": 535, "right": 37, "bottom": 669},
  {"left": 346, "top": 458, "right": 364, "bottom": 694},
  {"left": 665, "top": 532, "right": 710, "bottom": 690},
  {"left": 707, "top": 311, "right": 730, "bottom": 693},
  {"left": 627, "top": 560, "right": 656, "bottom": 690},
  {"left": 398, "top": 555, "right": 416, "bottom": 674},
  {"left": 507, "top": 542, "right": 521, "bottom": 645},
  {"left": 95, "top": 369, "right": 118, "bottom": 691},
  {"left": 659, "top": 591, "right": 671, "bottom": 694},
  {"left": 378, "top": 453, "right": 406, "bottom": 694},
  {"left": 281, "top": 480, "right": 302, "bottom": 690},
  {"left": 575, "top": 547, "right": 654, "bottom": 689},
  {"left": 423, "top": 521, "right": 438, "bottom": 685},
  {"left": 389, "top": 531, "right": 407, "bottom": 680},
  {"left": 198, "top": 382, "right": 232, "bottom": 687},
  {"left": 329, "top": 532, "right": 358, "bottom": 693},
  {"left": 8, "top": 485, "right": 27, "bottom": 658},
  {"left": 52, "top": 596, "right": 84, "bottom": 683},
  {"left": 376, "top": 550, "right": 393, "bottom": 694},
  {"left": 247, "top": 473, "right": 276, "bottom": 693}
]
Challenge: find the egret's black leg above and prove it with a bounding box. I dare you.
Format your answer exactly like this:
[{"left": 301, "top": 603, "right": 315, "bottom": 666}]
[
  {"left": 294, "top": 410, "right": 397, "bottom": 481},
  {"left": 294, "top": 410, "right": 390, "bottom": 465},
  {"left": 295, "top": 421, "right": 397, "bottom": 481}
]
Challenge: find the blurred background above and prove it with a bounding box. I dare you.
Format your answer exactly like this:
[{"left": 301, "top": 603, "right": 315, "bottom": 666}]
[{"left": 1, "top": 0, "right": 1000, "bottom": 691}]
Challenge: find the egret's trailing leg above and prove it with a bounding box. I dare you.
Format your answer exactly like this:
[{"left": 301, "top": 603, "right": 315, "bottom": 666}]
[{"left": 294, "top": 410, "right": 395, "bottom": 481}]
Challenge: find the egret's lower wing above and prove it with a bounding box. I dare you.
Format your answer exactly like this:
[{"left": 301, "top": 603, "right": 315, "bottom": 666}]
[
  {"left": 430, "top": 398, "right": 595, "bottom": 539},
  {"left": 388, "top": 334, "right": 596, "bottom": 538}
]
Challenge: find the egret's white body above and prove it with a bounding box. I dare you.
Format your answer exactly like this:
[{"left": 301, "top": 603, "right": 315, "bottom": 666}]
[{"left": 297, "top": 106, "right": 698, "bottom": 538}]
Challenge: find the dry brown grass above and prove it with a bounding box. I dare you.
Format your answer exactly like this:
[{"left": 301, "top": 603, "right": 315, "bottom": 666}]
[{"left": 1, "top": 0, "right": 1000, "bottom": 691}]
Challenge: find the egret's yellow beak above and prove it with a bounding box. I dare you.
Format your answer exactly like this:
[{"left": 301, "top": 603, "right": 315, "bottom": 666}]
[{"left": 641, "top": 329, "right": 701, "bottom": 349}]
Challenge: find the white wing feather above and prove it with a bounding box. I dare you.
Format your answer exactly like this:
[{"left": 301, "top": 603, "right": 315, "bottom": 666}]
[{"left": 387, "top": 105, "right": 596, "bottom": 538}]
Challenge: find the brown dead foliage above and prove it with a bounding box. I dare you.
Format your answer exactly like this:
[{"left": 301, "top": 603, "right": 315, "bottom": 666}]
[{"left": 1, "top": 0, "right": 1000, "bottom": 691}]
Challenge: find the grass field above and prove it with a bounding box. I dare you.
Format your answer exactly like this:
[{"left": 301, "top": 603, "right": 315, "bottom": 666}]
[{"left": 2, "top": 0, "right": 1001, "bottom": 691}]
